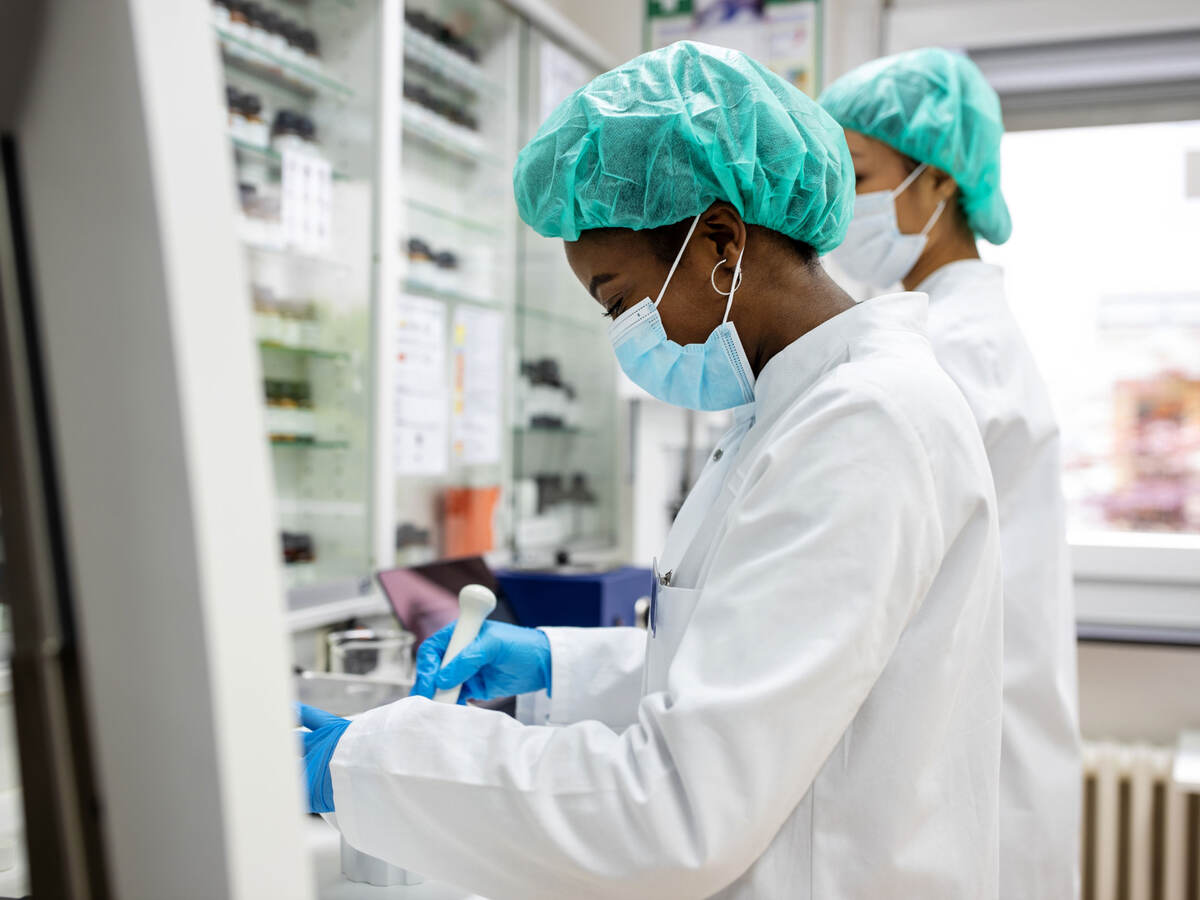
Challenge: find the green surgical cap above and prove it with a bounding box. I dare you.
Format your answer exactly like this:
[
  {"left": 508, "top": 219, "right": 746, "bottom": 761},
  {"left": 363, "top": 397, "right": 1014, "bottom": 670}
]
[
  {"left": 512, "top": 41, "right": 855, "bottom": 255},
  {"left": 820, "top": 48, "right": 1011, "bottom": 244}
]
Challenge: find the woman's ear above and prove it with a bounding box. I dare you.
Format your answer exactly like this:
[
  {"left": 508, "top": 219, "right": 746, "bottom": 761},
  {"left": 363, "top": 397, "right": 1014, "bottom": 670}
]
[
  {"left": 700, "top": 203, "right": 747, "bottom": 265},
  {"left": 930, "top": 167, "right": 960, "bottom": 202}
]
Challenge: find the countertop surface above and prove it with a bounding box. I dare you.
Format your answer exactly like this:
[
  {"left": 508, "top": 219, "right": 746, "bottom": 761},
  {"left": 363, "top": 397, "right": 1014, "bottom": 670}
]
[{"left": 308, "top": 814, "right": 486, "bottom": 900}]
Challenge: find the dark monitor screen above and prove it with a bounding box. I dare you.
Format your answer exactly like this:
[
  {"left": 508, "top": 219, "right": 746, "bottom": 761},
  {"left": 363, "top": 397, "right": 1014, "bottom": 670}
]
[{"left": 376, "top": 556, "right": 520, "bottom": 646}]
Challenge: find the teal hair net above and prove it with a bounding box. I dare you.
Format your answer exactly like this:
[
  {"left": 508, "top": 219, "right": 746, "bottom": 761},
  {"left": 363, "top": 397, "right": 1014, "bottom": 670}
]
[
  {"left": 819, "top": 48, "right": 1012, "bottom": 245},
  {"left": 512, "top": 41, "right": 855, "bottom": 255}
]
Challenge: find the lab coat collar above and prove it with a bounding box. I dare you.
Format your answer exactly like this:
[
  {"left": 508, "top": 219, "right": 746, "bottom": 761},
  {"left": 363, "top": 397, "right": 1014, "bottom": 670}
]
[
  {"left": 914, "top": 259, "right": 1003, "bottom": 296},
  {"left": 752, "top": 292, "right": 929, "bottom": 428}
]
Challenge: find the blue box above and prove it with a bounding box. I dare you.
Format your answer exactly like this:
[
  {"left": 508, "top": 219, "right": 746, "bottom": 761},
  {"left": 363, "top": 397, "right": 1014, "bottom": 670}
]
[{"left": 495, "top": 566, "right": 653, "bottom": 629}]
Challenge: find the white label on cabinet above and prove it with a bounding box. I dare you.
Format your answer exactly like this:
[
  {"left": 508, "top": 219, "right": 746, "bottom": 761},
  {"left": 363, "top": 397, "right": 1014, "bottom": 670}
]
[
  {"left": 281, "top": 149, "right": 332, "bottom": 252},
  {"left": 395, "top": 294, "right": 448, "bottom": 475}
]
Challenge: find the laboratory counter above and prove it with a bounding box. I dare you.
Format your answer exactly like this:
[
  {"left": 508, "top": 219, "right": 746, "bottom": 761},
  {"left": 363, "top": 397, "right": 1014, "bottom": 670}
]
[{"left": 307, "top": 814, "right": 485, "bottom": 900}]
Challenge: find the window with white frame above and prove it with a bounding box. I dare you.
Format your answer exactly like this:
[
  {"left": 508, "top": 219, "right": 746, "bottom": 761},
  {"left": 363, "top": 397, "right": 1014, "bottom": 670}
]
[{"left": 982, "top": 120, "right": 1200, "bottom": 538}]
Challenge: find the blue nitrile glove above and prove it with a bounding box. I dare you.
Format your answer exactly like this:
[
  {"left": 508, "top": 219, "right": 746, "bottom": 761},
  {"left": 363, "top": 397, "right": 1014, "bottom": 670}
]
[
  {"left": 410, "top": 620, "right": 551, "bottom": 702},
  {"left": 296, "top": 703, "right": 351, "bottom": 814}
]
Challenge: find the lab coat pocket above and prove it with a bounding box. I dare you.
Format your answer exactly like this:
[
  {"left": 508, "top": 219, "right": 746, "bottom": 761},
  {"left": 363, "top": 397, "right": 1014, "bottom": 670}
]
[{"left": 643, "top": 584, "right": 701, "bottom": 696}]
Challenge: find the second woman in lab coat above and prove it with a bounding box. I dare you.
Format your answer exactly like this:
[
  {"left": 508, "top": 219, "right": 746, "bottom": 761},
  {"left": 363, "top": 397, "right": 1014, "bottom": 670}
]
[{"left": 820, "top": 47, "right": 1082, "bottom": 900}]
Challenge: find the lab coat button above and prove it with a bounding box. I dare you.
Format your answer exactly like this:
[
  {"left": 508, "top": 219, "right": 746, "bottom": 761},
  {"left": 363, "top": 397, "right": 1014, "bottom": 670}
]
[{"left": 713, "top": 448, "right": 724, "bottom": 461}]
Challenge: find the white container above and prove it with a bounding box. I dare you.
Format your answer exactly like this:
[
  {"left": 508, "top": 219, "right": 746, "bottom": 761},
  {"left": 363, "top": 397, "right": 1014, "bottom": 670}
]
[
  {"left": 515, "top": 478, "right": 539, "bottom": 519},
  {"left": 254, "top": 312, "right": 282, "bottom": 343},
  {"left": 328, "top": 629, "right": 416, "bottom": 683}
]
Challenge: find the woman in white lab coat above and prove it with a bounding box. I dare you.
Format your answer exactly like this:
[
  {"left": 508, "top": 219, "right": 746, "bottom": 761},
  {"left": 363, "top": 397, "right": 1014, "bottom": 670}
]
[
  {"left": 820, "top": 47, "right": 1082, "bottom": 900},
  {"left": 298, "top": 41, "right": 1005, "bottom": 899}
]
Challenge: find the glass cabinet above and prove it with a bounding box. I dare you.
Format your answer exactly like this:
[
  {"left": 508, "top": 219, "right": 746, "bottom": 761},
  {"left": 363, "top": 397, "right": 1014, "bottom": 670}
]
[
  {"left": 388, "top": 5, "right": 620, "bottom": 571},
  {"left": 211, "top": 0, "right": 383, "bottom": 602},
  {"left": 391, "top": 0, "right": 522, "bottom": 568},
  {"left": 209, "top": 0, "right": 619, "bottom": 621}
]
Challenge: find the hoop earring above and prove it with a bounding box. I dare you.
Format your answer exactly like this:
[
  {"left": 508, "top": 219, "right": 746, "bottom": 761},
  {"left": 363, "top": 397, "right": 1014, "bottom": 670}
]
[{"left": 710, "top": 259, "right": 744, "bottom": 296}]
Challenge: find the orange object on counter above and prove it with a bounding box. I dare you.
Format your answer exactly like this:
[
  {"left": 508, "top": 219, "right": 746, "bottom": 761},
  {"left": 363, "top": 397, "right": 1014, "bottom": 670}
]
[{"left": 442, "top": 486, "right": 501, "bottom": 557}]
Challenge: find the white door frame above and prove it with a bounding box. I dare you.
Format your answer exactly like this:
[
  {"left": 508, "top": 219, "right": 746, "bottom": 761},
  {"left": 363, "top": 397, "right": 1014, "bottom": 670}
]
[{"left": 7, "top": 0, "right": 313, "bottom": 896}]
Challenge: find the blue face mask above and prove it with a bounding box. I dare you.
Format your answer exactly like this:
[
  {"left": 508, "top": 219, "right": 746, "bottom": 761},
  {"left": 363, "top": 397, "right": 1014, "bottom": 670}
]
[{"left": 607, "top": 213, "right": 756, "bottom": 411}]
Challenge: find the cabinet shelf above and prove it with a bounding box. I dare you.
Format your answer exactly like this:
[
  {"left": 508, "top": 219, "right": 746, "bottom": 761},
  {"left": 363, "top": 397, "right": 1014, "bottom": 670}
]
[
  {"left": 402, "top": 280, "right": 502, "bottom": 307},
  {"left": 516, "top": 304, "right": 600, "bottom": 329},
  {"left": 241, "top": 235, "right": 352, "bottom": 271},
  {"left": 401, "top": 103, "right": 502, "bottom": 165},
  {"left": 277, "top": 499, "right": 366, "bottom": 517},
  {"left": 514, "top": 425, "right": 599, "bottom": 437},
  {"left": 257, "top": 340, "right": 352, "bottom": 362},
  {"left": 285, "top": 592, "right": 389, "bottom": 633},
  {"left": 405, "top": 196, "right": 501, "bottom": 235},
  {"left": 268, "top": 437, "right": 351, "bottom": 450},
  {"left": 215, "top": 26, "right": 354, "bottom": 100},
  {"left": 231, "top": 136, "right": 349, "bottom": 180},
  {"left": 402, "top": 28, "right": 501, "bottom": 98}
]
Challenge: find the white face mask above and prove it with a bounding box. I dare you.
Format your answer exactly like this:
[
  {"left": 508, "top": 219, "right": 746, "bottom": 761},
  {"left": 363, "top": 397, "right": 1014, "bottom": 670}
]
[{"left": 828, "top": 163, "right": 946, "bottom": 288}]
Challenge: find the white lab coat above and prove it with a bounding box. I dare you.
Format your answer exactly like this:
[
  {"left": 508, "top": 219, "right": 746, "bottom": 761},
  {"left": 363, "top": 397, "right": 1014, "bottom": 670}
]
[
  {"left": 330, "top": 292, "right": 1004, "bottom": 899},
  {"left": 917, "top": 260, "right": 1081, "bottom": 900}
]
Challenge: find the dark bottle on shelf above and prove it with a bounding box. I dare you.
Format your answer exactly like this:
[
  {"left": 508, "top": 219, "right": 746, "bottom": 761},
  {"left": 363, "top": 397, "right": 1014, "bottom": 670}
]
[
  {"left": 296, "top": 115, "right": 317, "bottom": 144},
  {"left": 407, "top": 237, "right": 433, "bottom": 260},
  {"left": 242, "top": 2, "right": 266, "bottom": 37},
  {"left": 281, "top": 531, "right": 316, "bottom": 564},
  {"left": 272, "top": 109, "right": 298, "bottom": 139},
  {"left": 280, "top": 20, "right": 301, "bottom": 53},
  {"left": 298, "top": 29, "right": 320, "bottom": 60},
  {"left": 259, "top": 10, "right": 281, "bottom": 38},
  {"left": 228, "top": 1, "right": 250, "bottom": 29},
  {"left": 226, "top": 85, "right": 246, "bottom": 132}
]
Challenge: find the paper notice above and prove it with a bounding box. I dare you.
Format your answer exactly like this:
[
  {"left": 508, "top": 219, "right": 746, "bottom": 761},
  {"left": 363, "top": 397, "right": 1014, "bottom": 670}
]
[{"left": 451, "top": 305, "right": 504, "bottom": 465}]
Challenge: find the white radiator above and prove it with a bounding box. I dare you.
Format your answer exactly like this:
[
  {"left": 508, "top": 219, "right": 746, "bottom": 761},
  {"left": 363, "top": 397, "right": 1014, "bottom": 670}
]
[{"left": 1082, "top": 741, "right": 1200, "bottom": 900}]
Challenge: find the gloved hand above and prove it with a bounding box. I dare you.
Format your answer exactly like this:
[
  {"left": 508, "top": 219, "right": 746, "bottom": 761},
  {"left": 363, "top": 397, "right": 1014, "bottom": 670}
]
[
  {"left": 410, "top": 620, "right": 552, "bottom": 702},
  {"left": 296, "top": 703, "right": 351, "bottom": 814}
]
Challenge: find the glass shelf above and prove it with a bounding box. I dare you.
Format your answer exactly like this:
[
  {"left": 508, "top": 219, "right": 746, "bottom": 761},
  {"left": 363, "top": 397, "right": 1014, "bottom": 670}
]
[
  {"left": 257, "top": 340, "right": 351, "bottom": 361},
  {"left": 405, "top": 196, "right": 501, "bottom": 235},
  {"left": 215, "top": 26, "right": 354, "bottom": 99},
  {"left": 231, "top": 136, "right": 349, "bottom": 180},
  {"left": 514, "top": 425, "right": 599, "bottom": 436},
  {"left": 241, "top": 235, "right": 352, "bottom": 271},
  {"left": 402, "top": 279, "right": 502, "bottom": 307},
  {"left": 401, "top": 103, "right": 501, "bottom": 165},
  {"left": 517, "top": 304, "right": 600, "bottom": 330},
  {"left": 268, "top": 437, "right": 351, "bottom": 450},
  {"left": 402, "top": 28, "right": 500, "bottom": 98},
  {"left": 276, "top": 499, "right": 366, "bottom": 517}
]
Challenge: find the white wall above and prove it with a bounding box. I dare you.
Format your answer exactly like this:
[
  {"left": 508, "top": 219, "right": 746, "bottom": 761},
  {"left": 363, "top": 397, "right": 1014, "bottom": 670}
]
[
  {"left": 543, "top": 0, "right": 644, "bottom": 64},
  {"left": 1078, "top": 643, "right": 1200, "bottom": 743},
  {"left": 885, "top": 0, "right": 1200, "bottom": 54}
]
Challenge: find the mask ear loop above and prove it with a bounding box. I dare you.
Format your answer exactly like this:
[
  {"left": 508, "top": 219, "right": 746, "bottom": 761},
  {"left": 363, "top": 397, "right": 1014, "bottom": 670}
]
[
  {"left": 891, "top": 162, "right": 946, "bottom": 238},
  {"left": 711, "top": 245, "right": 746, "bottom": 324},
  {"left": 654, "top": 212, "right": 704, "bottom": 309},
  {"left": 891, "top": 162, "right": 929, "bottom": 198},
  {"left": 920, "top": 199, "right": 947, "bottom": 236}
]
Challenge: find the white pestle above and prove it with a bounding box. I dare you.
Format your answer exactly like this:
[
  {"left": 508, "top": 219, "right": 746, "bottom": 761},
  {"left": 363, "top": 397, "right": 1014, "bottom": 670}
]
[
  {"left": 432, "top": 584, "right": 497, "bottom": 705},
  {"left": 339, "top": 583, "right": 497, "bottom": 888}
]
